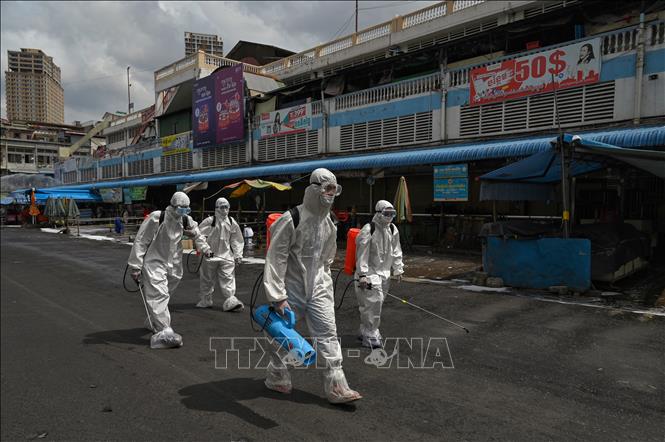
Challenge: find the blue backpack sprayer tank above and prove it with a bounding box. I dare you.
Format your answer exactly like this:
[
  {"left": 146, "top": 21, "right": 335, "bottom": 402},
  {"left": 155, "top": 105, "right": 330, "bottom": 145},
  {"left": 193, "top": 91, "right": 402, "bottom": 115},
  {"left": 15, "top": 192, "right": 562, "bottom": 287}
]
[{"left": 251, "top": 304, "right": 317, "bottom": 367}]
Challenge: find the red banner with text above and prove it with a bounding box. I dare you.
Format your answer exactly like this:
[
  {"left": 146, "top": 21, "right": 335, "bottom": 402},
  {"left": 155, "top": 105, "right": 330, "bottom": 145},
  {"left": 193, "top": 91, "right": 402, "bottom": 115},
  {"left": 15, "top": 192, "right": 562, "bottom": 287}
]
[{"left": 469, "top": 39, "right": 601, "bottom": 106}]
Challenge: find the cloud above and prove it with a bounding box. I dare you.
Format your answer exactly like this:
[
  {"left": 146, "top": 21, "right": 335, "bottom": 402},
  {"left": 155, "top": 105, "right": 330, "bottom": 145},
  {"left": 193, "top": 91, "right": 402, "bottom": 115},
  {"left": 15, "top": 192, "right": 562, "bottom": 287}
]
[{"left": 1, "top": 1, "right": 438, "bottom": 124}]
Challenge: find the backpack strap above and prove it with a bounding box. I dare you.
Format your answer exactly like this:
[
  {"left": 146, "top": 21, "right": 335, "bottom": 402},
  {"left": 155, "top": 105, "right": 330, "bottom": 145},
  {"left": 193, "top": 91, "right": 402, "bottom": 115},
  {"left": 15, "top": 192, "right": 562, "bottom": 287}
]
[
  {"left": 289, "top": 207, "right": 300, "bottom": 229},
  {"left": 369, "top": 221, "right": 396, "bottom": 235},
  {"left": 158, "top": 210, "right": 189, "bottom": 229},
  {"left": 288, "top": 206, "right": 333, "bottom": 230}
]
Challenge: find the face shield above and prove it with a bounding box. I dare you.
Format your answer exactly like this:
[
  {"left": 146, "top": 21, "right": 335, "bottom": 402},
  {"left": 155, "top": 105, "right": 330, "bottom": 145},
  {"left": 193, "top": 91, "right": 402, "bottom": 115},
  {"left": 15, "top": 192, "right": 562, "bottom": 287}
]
[
  {"left": 173, "top": 205, "right": 191, "bottom": 216},
  {"left": 216, "top": 203, "right": 230, "bottom": 217},
  {"left": 313, "top": 182, "right": 342, "bottom": 205},
  {"left": 375, "top": 205, "right": 396, "bottom": 224}
]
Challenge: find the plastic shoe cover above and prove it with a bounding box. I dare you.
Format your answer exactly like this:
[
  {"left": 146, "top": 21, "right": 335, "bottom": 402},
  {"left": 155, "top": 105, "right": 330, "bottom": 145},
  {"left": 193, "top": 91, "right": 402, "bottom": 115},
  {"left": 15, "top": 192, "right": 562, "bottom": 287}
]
[
  {"left": 324, "top": 368, "right": 362, "bottom": 404},
  {"left": 265, "top": 363, "right": 292, "bottom": 394},
  {"left": 222, "top": 296, "right": 244, "bottom": 312},
  {"left": 361, "top": 335, "right": 383, "bottom": 349},
  {"left": 196, "top": 295, "right": 213, "bottom": 308},
  {"left": 150, "top": 327, "right": 183, "bottom": 349}
]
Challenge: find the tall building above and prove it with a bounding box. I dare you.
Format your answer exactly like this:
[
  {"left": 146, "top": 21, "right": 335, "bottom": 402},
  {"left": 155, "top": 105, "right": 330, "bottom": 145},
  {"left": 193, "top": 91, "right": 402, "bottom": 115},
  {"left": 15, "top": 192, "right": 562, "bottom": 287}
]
[
  {"left": 5, "top": 48, "right": 65, "bottom": 124},
  {"left": 184, "top": 32, "right": 223, "bottom": 57}
]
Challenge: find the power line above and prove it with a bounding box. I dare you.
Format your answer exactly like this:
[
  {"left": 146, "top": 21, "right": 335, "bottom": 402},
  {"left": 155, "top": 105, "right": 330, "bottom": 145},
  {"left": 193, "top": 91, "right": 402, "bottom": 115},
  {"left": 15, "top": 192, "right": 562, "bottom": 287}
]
[
  {"left": 327, "top": 10, "right": 357, "bottom": 42},
  {"left": 358, "top": 1, "right": 421, "bottom": 11},
  {"left": 60, "top": 67, "right": 154, "bottom": 87}
]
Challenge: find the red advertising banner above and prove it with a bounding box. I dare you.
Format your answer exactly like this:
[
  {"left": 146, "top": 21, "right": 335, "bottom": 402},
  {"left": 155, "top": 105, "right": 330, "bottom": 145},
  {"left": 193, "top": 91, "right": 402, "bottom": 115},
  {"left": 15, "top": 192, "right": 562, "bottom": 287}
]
[{"left": 469, "top": 39, "right": 601, "bottom": 106}]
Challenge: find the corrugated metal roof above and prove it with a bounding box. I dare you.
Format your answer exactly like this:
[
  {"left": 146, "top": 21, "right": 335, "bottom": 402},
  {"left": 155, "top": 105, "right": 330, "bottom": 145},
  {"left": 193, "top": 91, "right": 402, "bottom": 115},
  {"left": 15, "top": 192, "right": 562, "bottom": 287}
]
[{"left": 50, "top": 125, "right": 664, "bottom": 191}]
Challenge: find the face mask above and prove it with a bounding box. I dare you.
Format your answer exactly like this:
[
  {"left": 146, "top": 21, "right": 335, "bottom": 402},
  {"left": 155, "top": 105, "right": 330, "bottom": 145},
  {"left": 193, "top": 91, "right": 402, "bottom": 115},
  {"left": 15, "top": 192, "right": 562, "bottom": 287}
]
[
  {"left": 320, "top": 194, "right": 335, "bottom": 205},
  {"left": 217, "top": 207, "right": 229, "bottom": 216},
  {"left": 174, "top": 206, "right": 191, "bottom": 216}
]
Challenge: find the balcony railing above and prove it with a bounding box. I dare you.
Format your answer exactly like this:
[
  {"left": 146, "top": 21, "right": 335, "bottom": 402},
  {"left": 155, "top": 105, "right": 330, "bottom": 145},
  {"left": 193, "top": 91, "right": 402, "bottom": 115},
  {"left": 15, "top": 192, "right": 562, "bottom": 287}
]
[
  {"left": 333, "top": 73, "right": 441, "bottom": 111},
  {"left": 155, "top": 52, "right": 265, "bottom": 85},
  {"left": 446, "top": 20, "right": 665, "bottom": 88},
  {"left": 261, "top": 1, "right": 486, "bottom": 77}
]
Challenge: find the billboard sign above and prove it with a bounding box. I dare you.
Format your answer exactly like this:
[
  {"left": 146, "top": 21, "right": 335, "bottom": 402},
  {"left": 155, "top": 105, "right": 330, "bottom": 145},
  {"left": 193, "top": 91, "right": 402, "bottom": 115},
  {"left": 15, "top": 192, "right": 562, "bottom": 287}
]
[
  {"left": 192, "top": 65, "right": 244, "bottom": 148},
  {"left": 216, "top": 64, "right": 244, "bottom": 143},
  {"left": 469, "top": 39, "right": 601, "bottom": 106},
  {"left": 259, "top": 103, "right": 312, "bottom": 139},
  {"left": 161, "top": 131, "right": 191, "bottom": 156}
]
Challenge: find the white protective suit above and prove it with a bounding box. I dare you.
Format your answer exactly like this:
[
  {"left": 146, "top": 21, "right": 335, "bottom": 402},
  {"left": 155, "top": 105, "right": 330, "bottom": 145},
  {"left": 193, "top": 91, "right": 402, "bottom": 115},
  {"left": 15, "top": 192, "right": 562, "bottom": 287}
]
[
  {"left": 354, "top": 200, "right": 404, "bottom": 348},
  {"left": 263, "top": 168, "right": 362, "bottom": 404},
  {"left": 196, "top": 198, "right": 245, "bottom": 311},
  {"left": 128, "top": 192, "right": 210, "bottom": 349}
]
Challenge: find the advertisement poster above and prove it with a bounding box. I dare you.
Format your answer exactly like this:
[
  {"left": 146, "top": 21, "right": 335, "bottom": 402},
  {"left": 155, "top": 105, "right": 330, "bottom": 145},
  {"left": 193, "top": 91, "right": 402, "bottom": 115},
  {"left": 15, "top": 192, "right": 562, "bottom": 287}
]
[
  {"left": 192, "top": 75, "right": 215, "bottom": 148},
  {"left": 192, "top": 66, "right": 244, "bottom": 148},
  {"left": 161, "top": 131, "right": 191, "bottom": 156},
  {"left": 434, "top": 164, "right": 468, "bottom": 202},
  {"left": 215, "top": 64, "right": 244, "bottom": 143},
  {"left": 100, "top": 188, "right": 123, "bottom": 203},
  {"left": 469, "top": 38, "right": 601, "bottom": 106},
  {"left": 129, "top": 187, "right": 147, "bottom": 201},
  {"left": 123, "top": 188, "right": 133, "bottom": 204},
  {"left": 259, "top": 103, "right": 312, "bottom": 138}
]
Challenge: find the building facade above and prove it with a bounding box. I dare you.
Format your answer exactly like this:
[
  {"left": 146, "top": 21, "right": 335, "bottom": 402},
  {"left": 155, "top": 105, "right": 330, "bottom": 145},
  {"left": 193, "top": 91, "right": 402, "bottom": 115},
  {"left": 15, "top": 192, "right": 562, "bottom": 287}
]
[
  {"left": 5, "top": 48, "right": 65, "bottom": 124},
  {"left": 1, "top": 119, "right": 98, "bottom": 176},
  {"left": 184, "top": 32, "right": 224, "bottom": 57},
  {"left": 55, "top": 1, "right": 665, "bottom": 249}
]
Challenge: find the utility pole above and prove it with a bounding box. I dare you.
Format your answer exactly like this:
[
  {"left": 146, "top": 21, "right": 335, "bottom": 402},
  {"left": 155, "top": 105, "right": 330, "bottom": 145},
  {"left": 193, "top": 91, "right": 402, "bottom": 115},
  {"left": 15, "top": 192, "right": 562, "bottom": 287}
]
[
  {"left": 552, "top": 73, "right": 569, "bottom": 238},
  {"left": 127, "top": 66, "right": 132, "bottom": 115},
  {"left": 126, "top": 66, "right": 131, "bottom": 148},
  {"left": 355, "top": 0, "right": 359, "bottom": 34}
]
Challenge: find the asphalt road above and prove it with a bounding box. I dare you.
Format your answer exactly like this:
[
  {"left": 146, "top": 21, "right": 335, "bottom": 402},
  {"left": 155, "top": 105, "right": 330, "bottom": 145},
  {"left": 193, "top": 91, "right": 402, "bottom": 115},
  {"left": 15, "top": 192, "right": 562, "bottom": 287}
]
[{"left": 2, "top": 228, "right": 664, "bottom": 441}]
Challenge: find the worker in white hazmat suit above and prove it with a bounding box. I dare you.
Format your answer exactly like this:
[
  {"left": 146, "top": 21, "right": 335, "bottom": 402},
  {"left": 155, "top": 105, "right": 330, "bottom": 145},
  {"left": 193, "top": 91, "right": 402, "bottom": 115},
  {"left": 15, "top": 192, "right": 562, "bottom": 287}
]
[
  {"left": 128, "top": 191, "right": 212, "bottom": 349},
  {"left": 263, "top": 168, "right": 362, "bottom": 404},
  {"left": 355, "top": 200, "right": 404, "bottom": 349},
  {"left": 196, "top": 197, "right": 245, "bottom": 311}
]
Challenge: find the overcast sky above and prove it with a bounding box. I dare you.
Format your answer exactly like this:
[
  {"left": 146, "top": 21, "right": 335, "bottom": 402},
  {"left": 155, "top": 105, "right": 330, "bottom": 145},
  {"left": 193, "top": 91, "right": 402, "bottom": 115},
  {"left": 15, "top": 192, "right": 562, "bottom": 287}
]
[{"left": 1, "top": 1, "right": 438, "bottom": 124}]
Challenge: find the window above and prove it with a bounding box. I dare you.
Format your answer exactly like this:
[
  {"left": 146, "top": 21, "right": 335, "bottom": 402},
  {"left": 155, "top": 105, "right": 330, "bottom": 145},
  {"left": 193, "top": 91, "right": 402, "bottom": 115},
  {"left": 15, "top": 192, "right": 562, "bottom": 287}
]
[{"left": 8, "top": 153, "right": 22, "bottom": 163}]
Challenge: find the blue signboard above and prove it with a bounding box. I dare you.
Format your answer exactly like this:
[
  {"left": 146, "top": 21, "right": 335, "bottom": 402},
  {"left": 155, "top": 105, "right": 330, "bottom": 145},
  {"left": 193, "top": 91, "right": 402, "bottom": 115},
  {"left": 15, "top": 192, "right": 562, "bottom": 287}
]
[{"left": 434, "top": 164, "right": 468, "bottom": 201}]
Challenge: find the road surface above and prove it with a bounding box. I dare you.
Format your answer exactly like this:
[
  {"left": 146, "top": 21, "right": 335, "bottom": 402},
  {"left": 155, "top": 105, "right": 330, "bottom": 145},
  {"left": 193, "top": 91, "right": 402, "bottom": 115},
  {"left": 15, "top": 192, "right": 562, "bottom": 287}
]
[{"left": 2, "top": 228, "right": 663, "bottom": 441}]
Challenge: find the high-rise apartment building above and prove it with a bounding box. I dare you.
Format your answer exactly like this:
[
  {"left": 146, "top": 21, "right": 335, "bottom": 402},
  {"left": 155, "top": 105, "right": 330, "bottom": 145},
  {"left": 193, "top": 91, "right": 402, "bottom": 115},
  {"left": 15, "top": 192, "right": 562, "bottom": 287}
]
[
  {"left": 5, "top": 48, "right": 65, "bottom": 124},
  {"left": 184, "top": 32, "right": 224, "bottom": 57}
]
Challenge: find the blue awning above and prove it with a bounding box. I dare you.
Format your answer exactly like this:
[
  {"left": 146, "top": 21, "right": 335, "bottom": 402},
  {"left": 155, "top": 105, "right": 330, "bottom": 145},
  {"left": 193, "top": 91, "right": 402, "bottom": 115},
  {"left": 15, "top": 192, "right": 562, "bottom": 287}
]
[
  {"left": 566, "top": 133, "right": 665, "bottom": 178},
  {"left": 47, "top": 125, "right": 664, "bottom": 191},
  {"left": 479, "top": 149, "right": 602, "bottom": 184},
  {"left": 9, "top": 189, "right": 102, "bottom": 205},
  {"left": 479, "top": 128, "right": 665, "bottom": 201}
]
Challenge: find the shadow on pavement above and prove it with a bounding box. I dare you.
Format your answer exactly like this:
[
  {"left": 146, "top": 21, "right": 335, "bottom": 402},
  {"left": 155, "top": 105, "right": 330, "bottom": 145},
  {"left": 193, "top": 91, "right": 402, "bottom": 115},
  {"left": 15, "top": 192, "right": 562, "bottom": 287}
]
[
  {"left": 82, "top": 327, "right": 150, "bottom": 346},
  {"left": 179, "top": 377, "right": 356, "bottom": 429}
]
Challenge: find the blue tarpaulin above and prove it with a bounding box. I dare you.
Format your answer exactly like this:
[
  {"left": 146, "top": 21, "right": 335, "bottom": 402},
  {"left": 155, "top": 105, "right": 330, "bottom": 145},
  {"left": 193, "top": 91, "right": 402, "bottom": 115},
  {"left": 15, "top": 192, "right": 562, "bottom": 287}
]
[
  {"left": 479, "top": 149, "right": 602, "bottom": 184},
  {"left": 479, "top": 129, "right": 665, "bottom": 200},
  {"left": 9, "top": 189, "right": 102, "bottom": 205}
]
